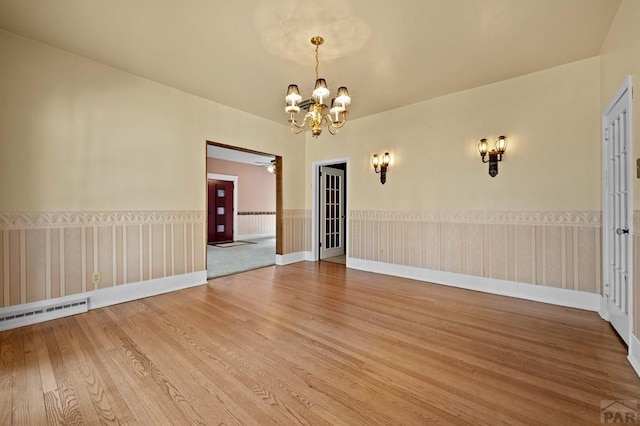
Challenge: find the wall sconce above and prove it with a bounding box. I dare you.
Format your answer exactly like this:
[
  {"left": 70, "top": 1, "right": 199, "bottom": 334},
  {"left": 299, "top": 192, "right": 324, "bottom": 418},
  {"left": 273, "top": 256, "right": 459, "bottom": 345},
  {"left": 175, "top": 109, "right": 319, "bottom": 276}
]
[
  {"left": 478, "top": 135, "right": 508, "bottom": 177},
  {"left": 372, "top": 152, "right": 391, "bottom": 184}
]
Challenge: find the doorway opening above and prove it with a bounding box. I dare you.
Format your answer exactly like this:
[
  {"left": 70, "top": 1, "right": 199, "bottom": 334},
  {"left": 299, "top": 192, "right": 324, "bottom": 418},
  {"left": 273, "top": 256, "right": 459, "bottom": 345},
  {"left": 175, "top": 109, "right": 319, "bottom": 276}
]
[
  {"left": 206, "top": 141, "right": 282, "bottom": 278},
  {"left": 312, "top": 159, "right": 348, "bottom": 265}
]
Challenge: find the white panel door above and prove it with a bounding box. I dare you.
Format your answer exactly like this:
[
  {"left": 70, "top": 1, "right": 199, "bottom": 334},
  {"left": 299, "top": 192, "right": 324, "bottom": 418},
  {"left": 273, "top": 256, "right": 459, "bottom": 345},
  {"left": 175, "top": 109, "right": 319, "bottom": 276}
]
[
  {"left": 603, "top": 77, "right": 633, "bottom": 345},
  {"left": 320, "top": 166, "right": 345, "bottom": 259}
]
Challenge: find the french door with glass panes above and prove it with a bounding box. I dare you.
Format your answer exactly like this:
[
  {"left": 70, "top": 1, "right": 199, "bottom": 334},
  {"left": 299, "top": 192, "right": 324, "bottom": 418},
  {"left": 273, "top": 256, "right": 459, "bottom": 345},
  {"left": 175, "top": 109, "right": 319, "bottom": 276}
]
[
  {"left": 320, "top": 166, "right": 345, "bottom": 259},
  {"left": 602, "top": 76, "right": 633, "bottom": 345}
]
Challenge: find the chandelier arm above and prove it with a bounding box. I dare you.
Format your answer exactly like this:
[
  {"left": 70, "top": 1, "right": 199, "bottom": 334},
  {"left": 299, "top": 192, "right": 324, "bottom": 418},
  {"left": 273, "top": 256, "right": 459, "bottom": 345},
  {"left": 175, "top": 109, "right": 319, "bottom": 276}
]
[
  {"left": 289, "top": 112, "right": 311, "bottom": 129},
  {"left": 325, "top": 113, "right": 348, "bottom": 130},
  {"left": 322, "top": 115, "right": 340, "bottom": 135}
]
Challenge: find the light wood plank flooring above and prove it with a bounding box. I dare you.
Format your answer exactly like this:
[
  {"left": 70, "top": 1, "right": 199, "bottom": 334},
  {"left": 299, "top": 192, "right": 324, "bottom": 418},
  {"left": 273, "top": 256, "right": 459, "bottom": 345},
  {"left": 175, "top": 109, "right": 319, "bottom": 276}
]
[{"left": 1, "top": 261, "right": 639, "bottom": 425}]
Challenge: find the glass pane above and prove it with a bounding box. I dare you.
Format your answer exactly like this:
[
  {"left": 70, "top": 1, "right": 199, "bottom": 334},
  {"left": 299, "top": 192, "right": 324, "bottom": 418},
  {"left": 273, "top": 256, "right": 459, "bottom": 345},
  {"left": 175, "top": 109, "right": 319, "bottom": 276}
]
[
  {"left": 217, "top": 207, "right": 224, "bottom": 215},
  {"left": 216, "top": 225, "right": 224, "bottom": 233},
  {"left": 217, "top": 189, "right": 225, "bottom": 197}
]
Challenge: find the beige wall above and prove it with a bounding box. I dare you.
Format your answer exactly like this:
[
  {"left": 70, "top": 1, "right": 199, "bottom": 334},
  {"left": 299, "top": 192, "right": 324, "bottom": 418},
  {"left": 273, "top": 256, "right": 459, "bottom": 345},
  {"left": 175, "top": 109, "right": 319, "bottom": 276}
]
[
  {"left": 0, "top": 30, "right": 305, "bottom": 308},
  {"left": 206, "top": 158, "right": 275, "bottom": 212},
  {"left": 600, "top": 0, "right": 640, "bottom": 337},
  {"left": 0, "top": 30, "right": 305, "bottom": 212},
  {"left": 306, "top": 57, "right": 602, "bottom": 294},
  {"left": 306, "top": 57, "right": 601, "bottom": 212}
]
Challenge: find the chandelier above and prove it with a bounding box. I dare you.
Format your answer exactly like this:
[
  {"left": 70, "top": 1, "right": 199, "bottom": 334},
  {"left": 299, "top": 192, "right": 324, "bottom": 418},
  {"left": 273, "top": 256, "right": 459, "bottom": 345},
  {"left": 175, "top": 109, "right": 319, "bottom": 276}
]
[{"left": 285, "top": 36, "right": 351, "bottom": 138}]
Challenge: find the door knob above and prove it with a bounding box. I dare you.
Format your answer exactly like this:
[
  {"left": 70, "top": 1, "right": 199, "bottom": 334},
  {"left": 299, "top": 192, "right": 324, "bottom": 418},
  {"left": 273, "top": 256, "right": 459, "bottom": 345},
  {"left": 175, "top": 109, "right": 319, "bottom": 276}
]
[{"left": 616, "top": 228, "right": 629, "bottom": 235}]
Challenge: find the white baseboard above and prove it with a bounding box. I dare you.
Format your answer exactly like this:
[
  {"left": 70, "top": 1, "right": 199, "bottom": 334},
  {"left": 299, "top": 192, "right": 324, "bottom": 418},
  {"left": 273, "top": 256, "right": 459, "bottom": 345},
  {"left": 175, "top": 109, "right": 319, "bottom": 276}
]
[
  {"left": 276, "top": 251, "right": 314, "bottom": 265},
  {"left": 0, "top": 271, "right": 207, "bottom": 330},
  {"left": 629, "top": 334, "right": 640, "bottom": 379},
  {"left": 236, "top": 233, "right": 275, "bottom": 240},
  {"left": 347, "top": 258, "right": 601, "bottom": 312},
  {"left": 89, "top": 271, "right": 207, "bottom": 310},
  {"left": 599, "top": 295, "right": 609, "bottom": 320}
]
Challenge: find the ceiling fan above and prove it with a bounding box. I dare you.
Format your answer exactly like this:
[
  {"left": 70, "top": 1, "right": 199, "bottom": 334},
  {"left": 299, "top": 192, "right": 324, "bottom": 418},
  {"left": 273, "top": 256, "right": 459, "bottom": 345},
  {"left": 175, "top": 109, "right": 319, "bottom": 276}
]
[{"left": 254, "top": 159, "right": 276, "bottom": 173}]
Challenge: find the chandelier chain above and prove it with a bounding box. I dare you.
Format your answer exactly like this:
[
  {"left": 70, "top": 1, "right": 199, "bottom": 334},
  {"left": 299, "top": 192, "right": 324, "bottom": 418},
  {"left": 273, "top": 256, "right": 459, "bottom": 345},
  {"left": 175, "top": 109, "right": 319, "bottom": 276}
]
[{"left": 315, "top": 43, "right": 320, "bottom": 81}]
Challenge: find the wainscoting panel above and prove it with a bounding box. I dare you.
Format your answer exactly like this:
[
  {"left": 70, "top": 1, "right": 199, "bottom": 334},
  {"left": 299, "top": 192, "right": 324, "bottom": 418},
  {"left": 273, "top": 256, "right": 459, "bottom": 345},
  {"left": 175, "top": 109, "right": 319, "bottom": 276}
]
[
  {"left": 0, "top": 211, "right": 206, "bottom": 308},
  {"left": 282, "top": 209, "right": 311, "bottom": 254},
  {"left": 350, "top": 211, "right": 602, "bottom": 294},
  {"left": 237, "top": 212, "right": 276, "bottom": 238},
  {"left": 173, "top": 223, "right": 185, "bottom": 276}
]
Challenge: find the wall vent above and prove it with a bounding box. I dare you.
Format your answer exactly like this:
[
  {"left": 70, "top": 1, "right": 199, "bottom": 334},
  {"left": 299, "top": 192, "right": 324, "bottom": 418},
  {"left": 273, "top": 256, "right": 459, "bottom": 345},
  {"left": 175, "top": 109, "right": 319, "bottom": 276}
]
[
  {"left": 299, "top": 98, "right": 315, "bottom": 111},
  {"left": 0, "top": 298, "right": 88, "bottom": 331}
]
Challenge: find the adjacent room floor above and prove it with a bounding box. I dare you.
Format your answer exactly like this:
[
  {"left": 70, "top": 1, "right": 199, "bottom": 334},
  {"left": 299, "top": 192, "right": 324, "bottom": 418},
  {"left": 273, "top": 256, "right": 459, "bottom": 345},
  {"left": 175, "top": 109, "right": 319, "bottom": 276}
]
[
  {"left": 322, "top": 254, "right": 346, "bottom": 265},
  {"left": 207, "top": 236, "right": 275, "bottom": 279}
]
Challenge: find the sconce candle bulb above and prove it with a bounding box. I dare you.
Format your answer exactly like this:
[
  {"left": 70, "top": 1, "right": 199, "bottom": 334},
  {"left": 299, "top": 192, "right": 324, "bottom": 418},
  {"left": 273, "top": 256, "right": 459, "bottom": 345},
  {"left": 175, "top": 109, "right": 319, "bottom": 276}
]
[
  {"left": 382, "top": 152, "right": 390, "bottom": 167},
  {"left": 496, "top": 135, "right": 508, "bottom": 154},
  {"left": 478, "top": 138, "right": 489, "bottom": 158},
  {"left": 372, "top": 154, "right": 380, "bottom": 169}
]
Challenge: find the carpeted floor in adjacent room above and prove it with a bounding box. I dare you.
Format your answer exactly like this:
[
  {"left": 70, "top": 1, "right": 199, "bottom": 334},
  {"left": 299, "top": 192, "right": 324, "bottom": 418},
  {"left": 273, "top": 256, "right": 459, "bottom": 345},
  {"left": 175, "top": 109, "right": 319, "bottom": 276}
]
[{"left": 207, "top": 237, "right": 276, "bottom": 279}]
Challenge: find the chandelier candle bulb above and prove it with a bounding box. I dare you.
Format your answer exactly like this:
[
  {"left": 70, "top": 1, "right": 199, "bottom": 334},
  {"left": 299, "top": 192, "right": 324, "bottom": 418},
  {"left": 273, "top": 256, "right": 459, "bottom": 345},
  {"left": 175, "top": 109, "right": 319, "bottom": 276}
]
[
  {"left": 285, "top": 85, "right": 301, "bottom": 103},
  {"left": 285, "top": 100, "right": 300, "bottom": 114},
  {"left": 284, "top": 35, "right": 351, "bottom": 137},
  {"left": 335, "top": 87, "right": 351, "bottom": 106},
  {"left": 313, "top": 78, "right": 330, "bottom": 103},
  {"left": 330, "top": 99, "right": 343, "bottom": 122}
]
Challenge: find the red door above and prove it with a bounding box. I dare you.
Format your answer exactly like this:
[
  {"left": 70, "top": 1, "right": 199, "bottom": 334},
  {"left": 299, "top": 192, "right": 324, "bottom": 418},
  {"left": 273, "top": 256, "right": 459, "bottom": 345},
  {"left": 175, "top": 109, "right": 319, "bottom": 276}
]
[{"left": 207, "top": 179, "right": 234, "bottom": 243}]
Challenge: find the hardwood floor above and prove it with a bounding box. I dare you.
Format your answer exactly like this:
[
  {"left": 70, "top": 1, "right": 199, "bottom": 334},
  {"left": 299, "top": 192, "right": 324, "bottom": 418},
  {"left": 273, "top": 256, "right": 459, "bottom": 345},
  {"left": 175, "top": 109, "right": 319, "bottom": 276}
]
[{"left": 1, "top": 261, "right": 639, "bottom": 425}]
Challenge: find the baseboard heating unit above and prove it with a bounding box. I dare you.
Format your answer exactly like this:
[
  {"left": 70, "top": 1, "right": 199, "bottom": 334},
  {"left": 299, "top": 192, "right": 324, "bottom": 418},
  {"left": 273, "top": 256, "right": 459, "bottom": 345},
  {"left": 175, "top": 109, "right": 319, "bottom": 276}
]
[{"left": 0, "top": 298, "right": 88, "bottom": 331}]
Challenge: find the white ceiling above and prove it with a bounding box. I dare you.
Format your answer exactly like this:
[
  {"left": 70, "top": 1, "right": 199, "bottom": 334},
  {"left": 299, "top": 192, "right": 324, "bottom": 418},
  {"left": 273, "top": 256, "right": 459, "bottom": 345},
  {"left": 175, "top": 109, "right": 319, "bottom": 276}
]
[
  {"left": 0, "top": 0, "right": 621, "bottom": 124},
  {"left": 207, "top": 145, "right": 274, "bottom": 165}
]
